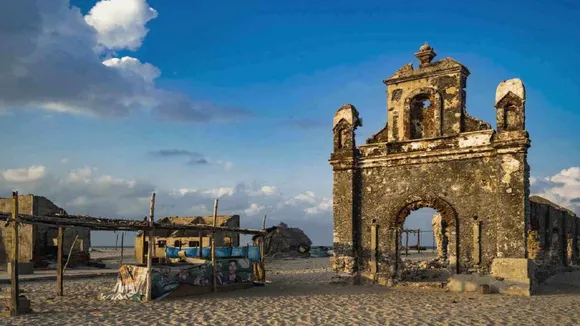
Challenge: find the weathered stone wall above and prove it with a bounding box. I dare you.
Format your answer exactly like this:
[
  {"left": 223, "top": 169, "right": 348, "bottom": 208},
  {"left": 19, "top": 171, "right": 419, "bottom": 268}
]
[
  {"left": 528, "top": 196, "right": 579, "bottom": 281},
  {"left": 0, "top": 194, "right": 91, "bottom": 265},
  {"left": 0, "top": 195, "right": 35, "bottom": 263},
  {"left": 330, "top": 44, "right": 533, "bottom": 288}
]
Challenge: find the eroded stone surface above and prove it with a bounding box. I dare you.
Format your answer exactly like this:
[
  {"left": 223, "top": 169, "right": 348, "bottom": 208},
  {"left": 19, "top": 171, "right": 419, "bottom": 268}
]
[{"left": 329, "top": 44, "right": 578, "bottom": 296}]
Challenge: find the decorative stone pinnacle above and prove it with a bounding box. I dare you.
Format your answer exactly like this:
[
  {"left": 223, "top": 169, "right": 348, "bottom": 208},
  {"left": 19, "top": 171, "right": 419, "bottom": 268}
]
[{"left": 414, "top": 42, "right": 437, "bottom": 67}]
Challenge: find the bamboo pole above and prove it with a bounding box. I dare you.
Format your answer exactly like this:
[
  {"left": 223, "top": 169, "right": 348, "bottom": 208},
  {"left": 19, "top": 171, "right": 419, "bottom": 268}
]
[
  {"left": 120, "top": 232, "right": 124, "bottom": 265},
  {"left": 63, "top": 234, "right": 79, "bottom": 272},
  {"left": 211, "top": 199, "right": 218, "bottom": 292},
  {"left": 260, "top": 215, "right": 266, "bottom": 283},
  {"left": 56, "top": 227, "right": 64, "bottom": 296},
  {"left": 145, "top": 193, "right": 156, "bottom": 302},
  {"left": 9, "top": 191, "right": 19, "bottom": 316}
]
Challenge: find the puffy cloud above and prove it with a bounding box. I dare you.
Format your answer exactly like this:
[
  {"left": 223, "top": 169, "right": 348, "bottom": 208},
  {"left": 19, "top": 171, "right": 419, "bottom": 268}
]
[
  {"left": 0, "top": 0, "right": 249, "bottom": 122},
  {"left": 531, "top": 167, "right": 580, "bottom": 214},
  {"left": 1, "top": 165, "right": 46, "bottom": 183},
  {"left": 102, "top": 56, "right": 161, "bottom": 84},
  {"left": 84, "top": 0, "right": 158, "bottom": 51},
  {"left": 244, "top": 203, "right": 265, "bottom": 216}
]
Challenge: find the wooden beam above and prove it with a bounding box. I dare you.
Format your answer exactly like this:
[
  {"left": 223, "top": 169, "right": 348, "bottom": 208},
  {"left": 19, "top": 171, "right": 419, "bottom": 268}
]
[
  {"left": 9, "top": 191, "right": 19, "bottom": 317},
  {"left": 0, "top": 213, "right": 266, "bottom": 235},
  {"left": 145, "top": 193, "right": 156, "bottom": 302},
  {"left": 211, "top": 199, "right": 218, "bottom": 293},
  {"left": 56, "top": 227, "right": 64, "bottom": 296},
  {"left": 260, "top": 215, "right": 267, "bottom": 283},
  {"left": 120, "top": 232, "right": 124, "bottom": 265}
]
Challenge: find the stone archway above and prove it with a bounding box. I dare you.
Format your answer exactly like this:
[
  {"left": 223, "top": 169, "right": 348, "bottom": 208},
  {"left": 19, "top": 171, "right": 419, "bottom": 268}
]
[{"left": 393, "top": 196, "right": 460, "bottom": 275}]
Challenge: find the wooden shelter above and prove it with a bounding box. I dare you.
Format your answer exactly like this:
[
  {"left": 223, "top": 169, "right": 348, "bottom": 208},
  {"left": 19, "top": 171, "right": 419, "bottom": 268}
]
[{"left": 0, "top": 192, "right": 267, "bottom": 317}]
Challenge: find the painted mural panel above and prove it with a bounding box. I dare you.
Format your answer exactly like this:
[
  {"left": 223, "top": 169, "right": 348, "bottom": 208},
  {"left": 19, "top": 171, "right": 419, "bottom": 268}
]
[{"left": 100, "top": 257, "right": 256, "bottom": 301}]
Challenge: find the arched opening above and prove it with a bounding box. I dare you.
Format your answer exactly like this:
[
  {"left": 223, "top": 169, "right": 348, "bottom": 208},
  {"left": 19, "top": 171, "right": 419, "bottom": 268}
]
[
  {"left": 394, "top": 196, "right": 459, "bottom": 282},
  {"left": 409, "top": 94, "right": 433, "bottom": 139},
  {"left": 400, "top": 208, "right": 450, "bottom": 282}
]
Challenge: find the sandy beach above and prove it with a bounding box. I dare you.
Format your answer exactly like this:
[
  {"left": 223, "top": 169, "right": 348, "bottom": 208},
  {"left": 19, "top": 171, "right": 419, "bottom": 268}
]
[{"left": 2, "top": 253, "right": 580, "bottom": 325}]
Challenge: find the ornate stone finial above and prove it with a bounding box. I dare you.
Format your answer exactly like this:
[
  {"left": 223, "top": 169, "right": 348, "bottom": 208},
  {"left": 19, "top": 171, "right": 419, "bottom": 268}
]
[{"left": 414, "top": 42, "right": 437, "bottom": 67}]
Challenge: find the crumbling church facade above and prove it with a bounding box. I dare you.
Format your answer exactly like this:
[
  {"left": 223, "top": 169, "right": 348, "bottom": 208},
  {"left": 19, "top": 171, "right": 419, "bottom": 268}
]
[{"left": 329, "top": 44, "right": 579, "bottom": 295}]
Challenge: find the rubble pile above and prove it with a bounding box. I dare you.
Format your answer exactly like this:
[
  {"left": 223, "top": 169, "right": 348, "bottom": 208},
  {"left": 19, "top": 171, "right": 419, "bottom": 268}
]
[
  {"left": 401, "top": 259, "right": 449, "bottom": 282},
  {"left": 256, "top": 223, "right": 312, "bottom": 258}
]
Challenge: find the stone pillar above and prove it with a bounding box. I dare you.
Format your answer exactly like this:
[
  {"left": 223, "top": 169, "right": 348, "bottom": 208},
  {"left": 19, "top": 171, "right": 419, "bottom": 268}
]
[
  {"left": 494, "top": 79, "right": 530, "bottom": 259},
  {"left": 431, "top": 213, "right": 445, "bottom": 259},
  {"left": 330, "top": 104, "right": 362, "bottom": 274}
]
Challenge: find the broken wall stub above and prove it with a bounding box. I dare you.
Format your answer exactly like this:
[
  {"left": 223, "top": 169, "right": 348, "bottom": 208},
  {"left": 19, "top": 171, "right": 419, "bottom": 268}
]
[
  {"left": 528, "top": 196, "right": 579, "bottom": 282},
  {"left": 330, "top": 44, "right": 537, "bottom": 289},
  {"left": 0, "top": 194, "right": 91, "bottom": 265}
]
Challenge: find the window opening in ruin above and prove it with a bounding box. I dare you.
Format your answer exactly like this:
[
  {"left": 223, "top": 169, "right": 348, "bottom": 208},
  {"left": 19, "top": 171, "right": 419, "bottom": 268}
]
[
  {"left": 157, "top": 240, "right": 166, "bottom": 248},
  {"left": 504, "top": 105, "right": 516, "bottom": 130},
  {"left": 400, "top": 208, "right": 449, "bottom": 282},
  {"left": 409, "top": 94, "right": 432, "bottom": 139},
  {"left": 174, "top": 240, "right": 181, "bottom": 247}
]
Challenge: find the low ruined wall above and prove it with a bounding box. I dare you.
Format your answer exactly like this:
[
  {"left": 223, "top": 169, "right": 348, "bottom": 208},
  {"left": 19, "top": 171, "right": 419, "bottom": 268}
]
[{"left": 528, "top": 196, "right": 579, "bottom": 282}]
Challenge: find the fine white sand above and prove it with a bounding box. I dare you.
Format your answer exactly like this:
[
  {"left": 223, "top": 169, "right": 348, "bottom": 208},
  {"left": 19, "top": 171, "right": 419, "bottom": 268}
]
[{"left": 3, "top": 257, "right": 580, "bottom": 325}]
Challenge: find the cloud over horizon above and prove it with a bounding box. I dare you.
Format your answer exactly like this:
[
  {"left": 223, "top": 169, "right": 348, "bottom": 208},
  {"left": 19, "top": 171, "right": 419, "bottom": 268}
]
[{"left": 0, "top": 164, "right": 333, "bottom": 245}]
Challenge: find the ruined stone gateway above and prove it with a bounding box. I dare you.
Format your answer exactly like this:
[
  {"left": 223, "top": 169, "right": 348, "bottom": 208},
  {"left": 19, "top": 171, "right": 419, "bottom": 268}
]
[{"left": 329, "top": 43, "right": 579, "bottom": 295}]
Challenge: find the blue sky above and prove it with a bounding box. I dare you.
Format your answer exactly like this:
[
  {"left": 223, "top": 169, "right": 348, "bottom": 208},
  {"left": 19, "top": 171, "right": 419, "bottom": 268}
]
[{"left": 1, "top": 0, "right": 579, "bottom": 246}]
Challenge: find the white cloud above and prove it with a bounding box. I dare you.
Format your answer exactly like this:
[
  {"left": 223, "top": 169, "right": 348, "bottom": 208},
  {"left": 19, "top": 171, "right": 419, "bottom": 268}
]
[
  {"left": 84, "top": 0, "right": 158, "bottom": 51},
  {"left": 102, "top": 56, "right": 161, "bottom": 84},
  {"left": 1, "top": 165, "right": 47, "bottom": 183},
  {"left": 0, "top": 1, "right": 248, "bottom": 122},
  {"left": 65, "top": 166, "right": 96, "bottom": 184},
  {"left": 61, "top": 158, "right": 69, "bottom": 164},
  {"left": 287, "top": 191, "right": 317, "bottom": 205},
  {"left": 305, "top": 197, "right": 332, "bottom": 215},
  {"left": 531, "top": 167, "right": 580, "bottom": 215},
  {"left": 244, "top": 203, "right": 265, "bottom": 216}
]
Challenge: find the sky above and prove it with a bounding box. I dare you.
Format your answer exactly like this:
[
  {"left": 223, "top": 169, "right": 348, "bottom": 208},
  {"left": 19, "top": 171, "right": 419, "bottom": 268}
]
[{"left": 0, "top": 0, "right": 579, "bottom": 246}]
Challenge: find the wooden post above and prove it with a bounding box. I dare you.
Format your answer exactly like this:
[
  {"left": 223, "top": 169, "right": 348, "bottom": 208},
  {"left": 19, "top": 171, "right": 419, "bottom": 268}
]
[
  {"left": 260, "top": 215, "right": 267, "bottom": 283},
  {"left": 417, "top": 229, "right": 421, "bottom": 254},
  {"left": 211, "top": 199, "right": 218, "bottom": 292},
  {"left": 56, "top": 227, "right": 64, "bottom": 296},
  {"left": 145, "top": 193, "right": 156, "bottom": 302},
  {"left": 141, "top": 226, "right": 147, "bottom": 264},
  {"left": 198, "top": 232, "right": 203, "bottom": 258},
  {"left": 115, "top": 232, "right": 119, "bottom": 251},
  {"left": 120, "top": 232, "right": 124, "bottom": 265},
  {"left": 9, "top": 191, "right": 19, "bottom": 316}
]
